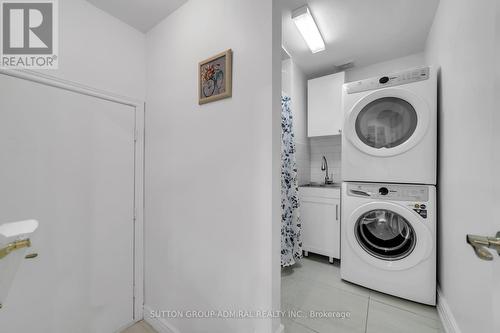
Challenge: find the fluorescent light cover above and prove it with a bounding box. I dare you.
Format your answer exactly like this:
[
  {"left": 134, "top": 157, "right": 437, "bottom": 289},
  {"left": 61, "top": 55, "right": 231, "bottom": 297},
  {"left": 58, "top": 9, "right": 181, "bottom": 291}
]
[{"left": 292, "top": 6, "right": 325, "bottom": 53}]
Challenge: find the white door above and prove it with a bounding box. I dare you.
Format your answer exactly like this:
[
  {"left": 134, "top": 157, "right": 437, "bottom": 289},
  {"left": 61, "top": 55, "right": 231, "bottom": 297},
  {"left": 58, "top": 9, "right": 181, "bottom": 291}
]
[{"left": 0, "top": 74, "right": 136, "bottom": 332}]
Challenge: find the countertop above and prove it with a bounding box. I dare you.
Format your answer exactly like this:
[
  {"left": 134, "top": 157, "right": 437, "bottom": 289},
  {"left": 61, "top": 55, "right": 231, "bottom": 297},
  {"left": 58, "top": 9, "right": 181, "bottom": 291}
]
[{"left": 299, "top": 182, "right": 341, "bottom": 189}]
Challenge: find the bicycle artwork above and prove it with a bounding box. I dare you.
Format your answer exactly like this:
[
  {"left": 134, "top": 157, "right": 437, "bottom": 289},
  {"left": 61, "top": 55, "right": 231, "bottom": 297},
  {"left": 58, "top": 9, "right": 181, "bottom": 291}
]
[{"left": 198, "top": 49, "right": 233, "bottom": 105}]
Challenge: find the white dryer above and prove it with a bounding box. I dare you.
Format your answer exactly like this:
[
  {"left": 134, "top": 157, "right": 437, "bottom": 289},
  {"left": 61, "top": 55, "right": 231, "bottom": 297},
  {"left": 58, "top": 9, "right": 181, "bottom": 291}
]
[
  {"left": 341, "top": 182, "right": 436, "bottom": 305},
  {"left": 342, "top": 67, "right": 437, "bottom": 185}
]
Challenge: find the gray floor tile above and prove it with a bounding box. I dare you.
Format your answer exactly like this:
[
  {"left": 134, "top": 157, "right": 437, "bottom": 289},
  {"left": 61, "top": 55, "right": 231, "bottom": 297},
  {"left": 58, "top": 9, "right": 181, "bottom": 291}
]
[
  {"left": 366, "top": 300, "right": 442, "bottom": 333},
  {"left": 284, "top": 255, "right": 371, "bottom": 298},
  {"left": 282, "top": 255, "right": 443, "bottom": 333},
  {"left": 369, "top": 289, "right": 440, "bottom": 321},
  {"left": 121, "top": 321, "right": 157, "bottom": 333},
  {"left": 282, "top": 276, "right": 369, "bottom": 333},
  {"left": 282, "top": 318, "right": 319, "bottom": 333}
]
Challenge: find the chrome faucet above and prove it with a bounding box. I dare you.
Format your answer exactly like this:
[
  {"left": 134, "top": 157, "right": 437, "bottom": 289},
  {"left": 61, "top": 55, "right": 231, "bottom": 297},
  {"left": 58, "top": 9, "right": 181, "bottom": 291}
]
[{"left": 321, "top": 156, "right": 333, "bottom": 184}]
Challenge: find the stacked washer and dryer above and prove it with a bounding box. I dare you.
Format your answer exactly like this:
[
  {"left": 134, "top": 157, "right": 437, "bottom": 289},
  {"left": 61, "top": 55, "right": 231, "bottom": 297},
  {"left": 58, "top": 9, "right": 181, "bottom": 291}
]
[{"left": 340, "top": 67, "right": 437, "bottom": 305}]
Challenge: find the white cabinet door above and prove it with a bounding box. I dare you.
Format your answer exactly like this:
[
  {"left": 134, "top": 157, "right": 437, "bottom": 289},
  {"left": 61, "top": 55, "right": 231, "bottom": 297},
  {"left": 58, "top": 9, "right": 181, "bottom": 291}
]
[
  {"left": 301, "top": 196, "right": 340, "bottom": 260},
  {"left": 307, "top": 71, "right": 345, "bottom": 137}
]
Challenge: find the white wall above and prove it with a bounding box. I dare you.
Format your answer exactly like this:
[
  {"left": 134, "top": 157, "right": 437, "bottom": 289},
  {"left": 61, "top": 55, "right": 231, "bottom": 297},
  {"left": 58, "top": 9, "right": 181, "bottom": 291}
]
[
  {"left": 310, "top": 136, "right": 341, "bottom": 184},
  {"left": 282, "top": 58, "right": 310, "bottom": 185},
  {"left": 425, "top": 0, "right": 499, "bottom": 332},
  {"left": 35, "top": 0, "right": 146, "bottom": 100},
  {"left": 345, "top": 53, "right": 425, "bottom": 82},
  {"left": 144, "top": 0, "right": 279, "bottom": 332},
  {"left": 281, "top": 59, "right": 292, "bottom": 97},
  {"left": 290, "top": 61, "right": 310, "bottom": 186}
]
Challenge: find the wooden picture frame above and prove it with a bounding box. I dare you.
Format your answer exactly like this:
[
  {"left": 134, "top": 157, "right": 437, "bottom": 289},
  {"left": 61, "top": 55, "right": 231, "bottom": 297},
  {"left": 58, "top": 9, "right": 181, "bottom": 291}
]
[{"left": 198, "top": 49, "right": 233, "bottom": 105}]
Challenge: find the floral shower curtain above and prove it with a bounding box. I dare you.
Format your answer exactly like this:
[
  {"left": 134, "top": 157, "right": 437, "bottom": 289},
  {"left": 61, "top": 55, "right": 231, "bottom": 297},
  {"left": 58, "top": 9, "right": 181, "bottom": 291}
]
[{"left": 281, "top": 95, "right": 303, "bottom": 267}]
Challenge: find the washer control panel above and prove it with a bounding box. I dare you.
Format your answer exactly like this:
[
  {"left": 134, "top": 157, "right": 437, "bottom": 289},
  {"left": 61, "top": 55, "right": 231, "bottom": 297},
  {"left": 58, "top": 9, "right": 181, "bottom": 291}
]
[
  {"left": 345, "top": 67, "right": 430, "bottom": 94},
  {"left": 347, "top": 183, "right": 429, "bottom": 202}
]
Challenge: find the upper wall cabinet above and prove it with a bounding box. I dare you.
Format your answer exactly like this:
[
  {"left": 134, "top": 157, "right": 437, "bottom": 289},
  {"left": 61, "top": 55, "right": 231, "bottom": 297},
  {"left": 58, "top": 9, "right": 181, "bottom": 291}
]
[{"left": 307, "top": 71, "right": 345, "bottom": 137}]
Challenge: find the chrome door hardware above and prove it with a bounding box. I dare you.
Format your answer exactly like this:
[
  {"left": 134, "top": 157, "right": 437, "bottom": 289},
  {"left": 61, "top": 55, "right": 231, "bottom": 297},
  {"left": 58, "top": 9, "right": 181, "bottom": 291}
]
[
  {"left": 0, "top": 239, "right": 31, "bottom": 260},
  {"left": 467, "top": 232, "right": 500, "bottom": 261}
]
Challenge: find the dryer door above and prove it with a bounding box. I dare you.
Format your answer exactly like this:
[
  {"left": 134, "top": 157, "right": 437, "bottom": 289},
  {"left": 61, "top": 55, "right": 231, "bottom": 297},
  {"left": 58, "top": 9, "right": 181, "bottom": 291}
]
[
  {"left": 345, "top": 88, "right": 430, "bottom": 157},
  {"left": 346, "top": 202, "right": 433, "bottom": 271}
]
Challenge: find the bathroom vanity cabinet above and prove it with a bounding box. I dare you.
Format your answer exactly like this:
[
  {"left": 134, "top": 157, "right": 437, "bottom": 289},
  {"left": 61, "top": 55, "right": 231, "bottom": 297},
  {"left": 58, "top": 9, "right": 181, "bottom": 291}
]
[
  {"left": 299, "top": 186, "right": 341, "bottom": 262},
  {"left": 307, "top": 71, "right": 345, "bottom": 137}
]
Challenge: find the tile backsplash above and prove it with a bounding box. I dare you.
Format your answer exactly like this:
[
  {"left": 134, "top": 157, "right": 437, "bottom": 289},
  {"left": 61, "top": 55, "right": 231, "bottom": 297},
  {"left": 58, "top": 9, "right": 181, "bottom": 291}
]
[{"left": 309, "top": 135, "right": 342, "bottom": 184}]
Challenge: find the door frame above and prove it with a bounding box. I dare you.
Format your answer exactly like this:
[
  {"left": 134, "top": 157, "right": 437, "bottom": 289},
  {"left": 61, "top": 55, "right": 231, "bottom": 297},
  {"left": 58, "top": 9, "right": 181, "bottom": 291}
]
[{"left": 0, "top": 68, "right": 145, "bottom": 323}]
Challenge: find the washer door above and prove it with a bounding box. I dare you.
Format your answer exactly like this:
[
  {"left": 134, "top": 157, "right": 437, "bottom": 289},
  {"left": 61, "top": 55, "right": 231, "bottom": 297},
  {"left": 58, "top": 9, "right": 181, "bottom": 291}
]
[
  {"left": 346, "top": 202, "right": 433, "bottom": 271},
  {"left": 345, "top": 88, "right": 430, "bottom": 157},
  {"left": 355, "top": 209, "right": 416, "bottom": 261}
]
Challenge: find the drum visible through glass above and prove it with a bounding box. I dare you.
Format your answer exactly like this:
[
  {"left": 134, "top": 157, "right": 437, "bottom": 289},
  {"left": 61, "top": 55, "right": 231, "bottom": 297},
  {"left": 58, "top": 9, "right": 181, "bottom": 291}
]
[
  {"left": 355, "top": 209, "right": 416, "bottom": 260},
  {"left": 355, "top": 97, "right": 418, "bottom": 149}
]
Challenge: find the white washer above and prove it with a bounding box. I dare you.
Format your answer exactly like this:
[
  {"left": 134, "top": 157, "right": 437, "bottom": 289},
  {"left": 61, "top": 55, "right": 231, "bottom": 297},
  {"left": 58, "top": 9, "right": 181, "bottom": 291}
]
[
  {"left": 342, "top": 67, "right": 437, "bottom": 185},
  {"left": 341, "top": 182, "right": 436, "bottom": 305}
]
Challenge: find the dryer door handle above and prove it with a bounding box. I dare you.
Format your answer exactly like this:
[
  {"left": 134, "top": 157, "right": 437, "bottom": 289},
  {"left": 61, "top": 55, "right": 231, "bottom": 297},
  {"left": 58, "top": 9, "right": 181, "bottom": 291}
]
[
  {"left": 467, "top": 232, "right": 500, "bottom": 261},
  {"left": 350, "top": 189, "right": 371, "bottom": 197}
]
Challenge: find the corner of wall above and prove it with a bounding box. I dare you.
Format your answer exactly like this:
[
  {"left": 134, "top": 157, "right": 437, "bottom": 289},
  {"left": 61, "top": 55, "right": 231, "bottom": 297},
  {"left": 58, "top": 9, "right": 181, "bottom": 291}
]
[
  {"left": 437, "top": 288, "right": 462, "bottom": 333},
  {"left": 143, "top": 306, "right": 180, "bottom": 333}
]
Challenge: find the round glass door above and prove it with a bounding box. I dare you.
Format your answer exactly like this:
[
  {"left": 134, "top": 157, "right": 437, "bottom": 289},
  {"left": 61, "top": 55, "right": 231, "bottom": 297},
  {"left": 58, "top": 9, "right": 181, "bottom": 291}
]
[
  {"left": 355, "top": 97, "right": 418, "bottom": 149},
  {"left": 355, "top": 209, "right": 416, "bottom": 260}
]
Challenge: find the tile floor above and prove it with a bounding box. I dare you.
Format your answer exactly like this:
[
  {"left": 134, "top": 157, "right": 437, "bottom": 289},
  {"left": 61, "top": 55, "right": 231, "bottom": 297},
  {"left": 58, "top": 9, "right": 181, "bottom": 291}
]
[
  {"left": 122, "top": 254, "right": 442, "bottom": 333},
  {"left": 282, "top": 254, "right": 443, "bottom": 333},
  {"left": 121, "top": 321, "right": 157, "bottom": 333}
]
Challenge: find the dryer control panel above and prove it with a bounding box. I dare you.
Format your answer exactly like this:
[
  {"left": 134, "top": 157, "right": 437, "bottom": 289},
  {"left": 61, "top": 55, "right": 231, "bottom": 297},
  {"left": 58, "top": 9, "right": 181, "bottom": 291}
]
[
  {"left": 345, "top": 67, "right": 430, "bottom": 94},
  {"left": 347, "top": 183, "right": 429, "bottom": 202}
]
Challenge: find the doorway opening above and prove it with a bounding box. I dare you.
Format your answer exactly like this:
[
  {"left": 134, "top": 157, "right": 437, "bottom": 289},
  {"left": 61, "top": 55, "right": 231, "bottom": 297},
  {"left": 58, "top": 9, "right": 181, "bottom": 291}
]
[{"left": 276, "top": 2, "right": 441, "bottom": 332}]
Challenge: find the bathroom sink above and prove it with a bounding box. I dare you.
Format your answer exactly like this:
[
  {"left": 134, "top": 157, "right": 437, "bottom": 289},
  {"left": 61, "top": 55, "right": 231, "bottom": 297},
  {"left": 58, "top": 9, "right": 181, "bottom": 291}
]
[{"left": 300, "top": 182, "right": 341, "bottom": 188}]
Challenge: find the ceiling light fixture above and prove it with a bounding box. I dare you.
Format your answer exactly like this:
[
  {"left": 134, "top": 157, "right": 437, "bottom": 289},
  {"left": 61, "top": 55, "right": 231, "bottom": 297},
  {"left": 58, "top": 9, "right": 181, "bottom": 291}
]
[{"left": 292, "top": 5, "right": 325, "bottom": 54}]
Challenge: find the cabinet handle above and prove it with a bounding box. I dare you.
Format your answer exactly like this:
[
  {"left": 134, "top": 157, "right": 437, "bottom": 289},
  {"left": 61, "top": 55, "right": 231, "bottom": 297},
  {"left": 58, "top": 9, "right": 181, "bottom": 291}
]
[{"left": 336, "top": 204, "right": 339, "bottom": 221}]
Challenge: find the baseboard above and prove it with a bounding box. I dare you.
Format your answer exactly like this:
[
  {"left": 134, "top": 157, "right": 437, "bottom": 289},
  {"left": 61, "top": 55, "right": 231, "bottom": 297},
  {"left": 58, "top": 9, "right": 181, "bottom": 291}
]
[
  {"left": 143, "top": 306, "right": 181, "bottom": 333},
  {"left": 437, "top": 287, "right": 462, "bottom": 333},
  {"left": 275, "top": 323, "right": 285, "bottom": 333}
]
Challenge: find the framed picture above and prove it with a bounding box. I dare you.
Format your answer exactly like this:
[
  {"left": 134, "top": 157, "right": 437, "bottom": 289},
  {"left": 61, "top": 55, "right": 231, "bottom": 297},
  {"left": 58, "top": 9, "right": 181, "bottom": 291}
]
[{"left": 199, "top": 49, "right": 233, "bottom": 105}]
